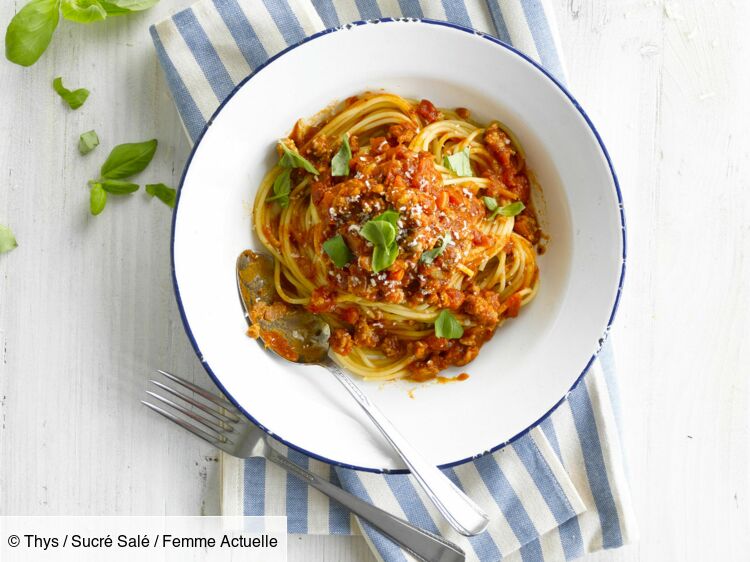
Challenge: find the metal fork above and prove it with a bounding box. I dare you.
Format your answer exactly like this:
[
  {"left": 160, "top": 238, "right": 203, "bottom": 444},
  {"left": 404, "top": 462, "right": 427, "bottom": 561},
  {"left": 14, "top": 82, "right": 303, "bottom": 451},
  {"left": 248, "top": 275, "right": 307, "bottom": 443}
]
[{"left": 142, "top": 369, "right": 465, "bottom": 562}]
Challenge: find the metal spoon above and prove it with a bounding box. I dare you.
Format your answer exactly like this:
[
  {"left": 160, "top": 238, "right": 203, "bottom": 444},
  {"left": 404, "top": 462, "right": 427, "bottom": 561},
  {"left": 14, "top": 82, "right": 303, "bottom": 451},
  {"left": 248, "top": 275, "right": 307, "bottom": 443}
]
[{"left": 237, "top": 249, "right": 490, "bottom": 537}]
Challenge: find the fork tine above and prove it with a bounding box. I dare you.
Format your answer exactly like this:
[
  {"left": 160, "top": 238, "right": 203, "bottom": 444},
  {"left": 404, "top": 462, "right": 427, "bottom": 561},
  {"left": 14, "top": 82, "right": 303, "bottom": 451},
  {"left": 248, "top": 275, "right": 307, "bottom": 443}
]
[
  {"left": 149, "top": 380, "right": 240, "bottom": 424},
  {"left": 145, "top": 391, "right": 234, "bottom": 435},
  {"left": 156, "top": 369, "right": 238, "bottom": 413},
  {"left": 141, "top": 401, "right": 230, "bottom": 446}
]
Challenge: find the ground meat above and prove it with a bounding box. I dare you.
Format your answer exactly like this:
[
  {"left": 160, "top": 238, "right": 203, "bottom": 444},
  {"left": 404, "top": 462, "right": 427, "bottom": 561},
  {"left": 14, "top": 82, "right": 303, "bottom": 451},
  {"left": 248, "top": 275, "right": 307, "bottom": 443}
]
[
  {"left": 307, "top": 286, "right": 336, "bottom": 313},
  {"left": 513, "top": 214, "right": 540, "bottom": 245},
  {"left": 353, "top": 317, "right": 382, "bottom": 348},
  {"left": 304, "top": 134, "right": 337, "bottom": 166},
  {"left": 416, "top": 99, "right": 440, "bottom": 123},
  {"left": 504, "top": 293, "right": 523, "bottom": 318},
  {"left": 387, "top": 123, "right": 416, "bottom": 145},
  {"left": 330, "top": 328, "right": 353, "bottom": 355},
  {"left": 409, "top": 340, "right": 430, "bottom": 360},
  {"left": 462, "top": 291, "right": 502, "bottom": 325},
  {"left": 380, "top": 335, "right": 403, "bottom": 358},
  {"left": 438, "top": 289, "right": 466, "bottom": 310},
  {"left": 483, "top": 123, "right": 530, "bottom": 203}
]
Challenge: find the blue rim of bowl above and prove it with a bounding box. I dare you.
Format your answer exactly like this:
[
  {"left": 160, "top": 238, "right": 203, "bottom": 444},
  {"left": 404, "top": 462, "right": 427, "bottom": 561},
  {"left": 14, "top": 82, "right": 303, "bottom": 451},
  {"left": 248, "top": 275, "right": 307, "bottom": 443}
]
[{"left": 171, "top": 17, "right": 627, "bottom": 474}]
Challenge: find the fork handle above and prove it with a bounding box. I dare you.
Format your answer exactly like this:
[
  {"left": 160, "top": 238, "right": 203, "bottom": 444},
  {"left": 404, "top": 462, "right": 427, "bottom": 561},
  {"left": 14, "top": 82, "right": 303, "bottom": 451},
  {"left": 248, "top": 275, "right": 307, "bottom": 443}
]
[
  {"left": 323, "top": 359, "right": 490, "bottom": 537},
  {"left": 265, "top": 447, "right": 465, "bottom": 562}
]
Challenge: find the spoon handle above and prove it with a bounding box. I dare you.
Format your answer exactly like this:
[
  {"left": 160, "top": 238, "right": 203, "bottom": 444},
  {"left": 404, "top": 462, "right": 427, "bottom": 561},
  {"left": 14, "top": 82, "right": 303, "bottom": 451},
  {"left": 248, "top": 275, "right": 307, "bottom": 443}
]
[{"left": 323, "top": 359, "right": 490, "bottom": 537}]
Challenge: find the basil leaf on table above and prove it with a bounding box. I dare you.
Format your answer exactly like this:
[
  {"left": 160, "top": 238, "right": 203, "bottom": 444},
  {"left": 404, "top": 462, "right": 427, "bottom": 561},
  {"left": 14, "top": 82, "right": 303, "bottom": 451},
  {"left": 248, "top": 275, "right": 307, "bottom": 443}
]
[
  {"left": 421, "top": 233, "right": 451, "bottom": 264},
  {"left": 0, "top": 225, "right": 18, "bottom": 254},
  {"left": 265, "top": 168, "right": 292, "bottom": 207},
  {"left": 53, "top": 77, "right": 89, "bottom": 109},
  {"left": 145, "top": 183, "right": 176, "bottom": 208},
  {"left": 98, "top": 0, "right": 159, "bottom": 14},
  {"left": 5, "top": 0, "right": 60, "bottom": 67},
  {"left": 61, "top": 0, "right": 107, "bottom": 23},
  {"left": 443, "top": 147, "right": 473, "bottom": 177},
  {"left": 99, "top": 179, "right": 138, "bottom": 194},
  {"left": 78, "top": 130, "right": 99, "bottom": 155},
  {"left": 322, "top": 234, "right": 352, "bottom": 267},
  {"left": 434, "top": 309, "right": 464, "bottom": 339},
  {"left": 278, "top": 142, "right": 318, "bottom": 175},
  {"left": 89, "top": 183, "right": 107, "bottom": 215},
  {"left": 100, "top": 139, "right": 157, "bottom": 179},
  {"left": 331, "top": 134, "right": 351, "bottom": 177}
]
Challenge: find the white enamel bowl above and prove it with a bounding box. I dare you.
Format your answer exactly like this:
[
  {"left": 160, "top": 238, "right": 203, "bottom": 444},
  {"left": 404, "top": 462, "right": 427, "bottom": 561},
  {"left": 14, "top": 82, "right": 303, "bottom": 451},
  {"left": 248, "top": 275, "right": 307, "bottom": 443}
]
[{"left": 172, "top": 19, "right": 625, "bottom": 472}]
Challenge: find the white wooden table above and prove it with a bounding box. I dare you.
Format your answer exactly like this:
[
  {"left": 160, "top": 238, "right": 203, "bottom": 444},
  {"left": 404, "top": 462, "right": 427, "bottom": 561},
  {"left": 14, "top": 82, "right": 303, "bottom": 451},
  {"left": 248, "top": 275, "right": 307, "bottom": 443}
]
[{"left": 1, "top": 1, "right": 747, "bottom": 560}]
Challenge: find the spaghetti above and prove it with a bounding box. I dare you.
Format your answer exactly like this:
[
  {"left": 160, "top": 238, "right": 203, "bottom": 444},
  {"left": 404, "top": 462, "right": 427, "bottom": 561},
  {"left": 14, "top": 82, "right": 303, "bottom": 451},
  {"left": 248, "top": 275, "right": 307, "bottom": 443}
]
[{"left": 253, "top": 92, "right": 541, "bottom": 382}]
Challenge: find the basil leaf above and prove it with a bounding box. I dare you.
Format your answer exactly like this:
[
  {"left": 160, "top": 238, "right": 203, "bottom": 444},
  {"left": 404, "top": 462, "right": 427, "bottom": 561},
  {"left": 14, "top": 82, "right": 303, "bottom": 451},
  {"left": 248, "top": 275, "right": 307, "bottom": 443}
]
[
  {"left": 373, "top": 209, "right": 399, "bottom": 227},
  {"left": 361, "top": 219, "right": 396, "bottom": 248},
  {"left": 495, "top": 201, "right": 525, "bottom": 217},
  {"left": 52, "top": 77, "right": 89, "bottom": 110},
  {"left": 78, "top": 130, "right": 99, "bottom": 155},
  {"left": 372, "top": 243, "right": 398, "bottom": 273},
  {"left": 279, "top": 142, "right": 318, "bottom": 175},
  {"left": 100, "top": 139, "right": 157, "bottom": 179},
  {"left": 443, "top": 147, "right": 473, "bottom": 177},
  {"left": 61, "top": 0, "right": 107, "bottom": 23},
  {"left": 100, "top": 179, "right": 138, "bottom": 194},
  {"left": 0, "top": 225, "right": 18, "bottom": 254},
  {"left": 484, "top": 197, "right": 525, "bottom": 219},
  {"left": 421, "top": 233, "right": 451, "bottom": 264},
  {"left": 434, "top": 309, "right": 463, "bottom": 339},
  {"left": 482, "top": 196, "right": 498, "bottom": 212},
  {"left": 331, "top": 134, "right": 352, "bottom": 177},
  {"left": 322, "top": 234, "right": 352, "bottom": 267},
  {"left": 145, "top": 183, "right": 176, "bottom": 208},
  {"left": 5, "top": 0, "right": 60, "bottom": 67},
  {"left": 90, "top": 183, "right": 107, "bottom": 215},
  {"left": 266, "top": 168, "right": 291, "bottom": 207},
  {"left": 98, "top": 0, "right": 158, "bottom": 14}
]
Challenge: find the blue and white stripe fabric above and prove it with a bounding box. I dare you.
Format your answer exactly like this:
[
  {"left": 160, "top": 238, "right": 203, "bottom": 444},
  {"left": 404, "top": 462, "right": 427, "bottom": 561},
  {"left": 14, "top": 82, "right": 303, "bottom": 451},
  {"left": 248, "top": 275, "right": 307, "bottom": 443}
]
[{"left": 151, "top": 2, "right": 637, "bottom": 560}]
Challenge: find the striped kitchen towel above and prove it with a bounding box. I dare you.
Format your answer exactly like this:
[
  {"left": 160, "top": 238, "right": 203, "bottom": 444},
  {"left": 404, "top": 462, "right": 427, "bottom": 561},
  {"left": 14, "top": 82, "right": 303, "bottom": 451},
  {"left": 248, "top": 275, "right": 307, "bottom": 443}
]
[{"left": 151, "top": 1, "right": 637, "bottom": 560}]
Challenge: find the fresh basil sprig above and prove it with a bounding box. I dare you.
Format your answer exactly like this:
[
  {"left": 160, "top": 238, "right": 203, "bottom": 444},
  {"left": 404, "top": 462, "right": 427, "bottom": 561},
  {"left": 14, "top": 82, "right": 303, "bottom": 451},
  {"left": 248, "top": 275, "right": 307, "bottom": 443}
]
[
  {"left": 146, "top": 183, "right": 177, "bottom": 208},
  {"left": 98, "top": 0, "right": 159, "bottom": 14},
  {"left": 361, "top": 217, "right": 399, "bottom": 273},
  {"left": 5, "top": 0, "right": 60, "bottom": 67},
  {"left": 322, "top": 234, "right": 352, "bottom": 267},
  {"left": 482, "top": 196, "right": 525, "bottom": 219},
  {"left": 61, "top": 0, "right": 107, "bottom": 23},
  {"left": 278, "top": 142, "right": 318, "bottom": 175},
  {"left": 434, "top": 309, "right": 464, "bottom": 339},
  {"left": 443, "top": 147, "right": 473, "bottom": 177},
  {"left": 5, "top": 0, "right": 160, "bottom": 67},
  {"left": 78, "top": 130, "right": 99, "bottom": 155},
  {"left": 87, "top": 139, "right": 158, "bottom": 215},
  {"left": 53, "top": 76, "right": 89, "bottom": 110},
  {"left": 0, "top": 224, "right": 18, "bottom": 254},
  {"left": 421, "top": 233, "right": 451, "bottom": 264},
  {"left": 89, "top": 182, "right": 106, "bottom": 215},
  {"left": 266, "top": 168, "right": 292, "bottom": 208},
  {"left": 331, "top": 134, "right": 351, "bottom": 177},
  {"left": 100, "top": 139, "right": 157, "bottom": 179},
  {"left": 98, "top": 179, "right": 138, "bottom": 194}
]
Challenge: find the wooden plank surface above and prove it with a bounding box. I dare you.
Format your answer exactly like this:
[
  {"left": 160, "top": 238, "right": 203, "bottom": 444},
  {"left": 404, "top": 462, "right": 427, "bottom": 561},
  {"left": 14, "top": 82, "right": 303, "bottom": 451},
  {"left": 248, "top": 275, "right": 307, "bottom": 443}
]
[{"left": 0, "top": 1, "right": 747, "bottom": 560}]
